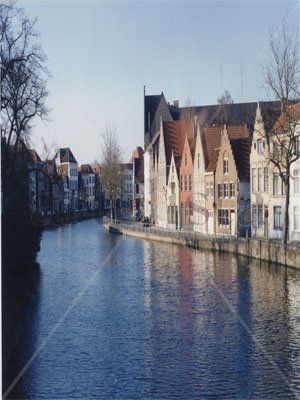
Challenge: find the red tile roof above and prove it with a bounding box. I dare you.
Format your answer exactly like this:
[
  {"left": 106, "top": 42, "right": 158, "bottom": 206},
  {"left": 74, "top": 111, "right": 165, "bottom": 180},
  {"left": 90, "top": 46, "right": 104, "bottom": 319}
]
[
  {"left": 163, "top": 119, "right": 194, "bottom": 165},
  {"left": 272, "top": 103, "right": 300, "bottom": 131},
  {"left": 202, "top": 124, "right": 249, "bottom": 172}
]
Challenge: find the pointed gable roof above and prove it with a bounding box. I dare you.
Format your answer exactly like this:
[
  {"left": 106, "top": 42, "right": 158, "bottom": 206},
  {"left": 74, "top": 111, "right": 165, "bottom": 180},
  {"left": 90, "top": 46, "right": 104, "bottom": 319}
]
[
  {"left": 163, "top": 119, "right": 194, "bottom": 165},
  {"left": 59, "top": 148, "right": 77, "bottom": 164},
  {"left": 272, "top": 102, "right": 300, "bottom": 131},
  {"left": 28, "top": 149, "right": 42, "bottom": 164},
  {"left": 203, "top": 124, "right": 249, "bottom": 172}
]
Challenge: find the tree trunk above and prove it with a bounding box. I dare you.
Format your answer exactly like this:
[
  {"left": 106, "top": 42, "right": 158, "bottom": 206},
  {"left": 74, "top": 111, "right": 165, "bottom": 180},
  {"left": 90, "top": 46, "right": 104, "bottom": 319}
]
[
  {"left": 283, "top": 170, "right": 290, "bottom": 244},
  {"left": 110, "top": 196, "right": 113, "bottom": 222}
]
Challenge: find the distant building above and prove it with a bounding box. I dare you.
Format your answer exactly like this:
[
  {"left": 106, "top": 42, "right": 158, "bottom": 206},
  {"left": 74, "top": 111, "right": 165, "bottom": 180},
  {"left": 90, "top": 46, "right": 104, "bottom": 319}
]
[
  {"left": 120, "top": 163, "right": 133, "bottom": 209},
  {"left": 78, "top": 164, "right": 96, "bottom": 210},
  {"left": 55, "top": 148, "right": 78, "bottom": 211},
  {"left": 132, "top": 147, "right": 144, "bottom": 217}
]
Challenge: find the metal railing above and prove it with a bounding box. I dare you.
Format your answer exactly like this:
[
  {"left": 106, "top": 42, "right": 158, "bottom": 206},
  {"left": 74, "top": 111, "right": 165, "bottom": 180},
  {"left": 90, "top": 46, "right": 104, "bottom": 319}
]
[
  {"left": 103, "top": 216, "right": 300, "bottom": 249},
  {"left": 103, "top": 216, "right": 242, "bottom": 244}
]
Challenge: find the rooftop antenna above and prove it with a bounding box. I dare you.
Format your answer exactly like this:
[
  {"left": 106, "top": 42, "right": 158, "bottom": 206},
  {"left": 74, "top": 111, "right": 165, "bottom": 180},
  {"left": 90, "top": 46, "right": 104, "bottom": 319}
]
[
  {"left": 220, "top": 57, "right": 223, "bottom": 93},
  {"left": 240, "top": 57, "right": 243, "bottom": 102}
]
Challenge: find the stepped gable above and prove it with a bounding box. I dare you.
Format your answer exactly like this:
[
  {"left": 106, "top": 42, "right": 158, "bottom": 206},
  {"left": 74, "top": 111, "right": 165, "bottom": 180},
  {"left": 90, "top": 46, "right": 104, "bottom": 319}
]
[
  {"left": 230, "top": 138, "right": 252, "bottom": 181},
  {"left": 202, "top": 124, "right": 249, "bottom": 173},
  {"left": 163, "top": 119, "right": 194, "bottom": 165}
]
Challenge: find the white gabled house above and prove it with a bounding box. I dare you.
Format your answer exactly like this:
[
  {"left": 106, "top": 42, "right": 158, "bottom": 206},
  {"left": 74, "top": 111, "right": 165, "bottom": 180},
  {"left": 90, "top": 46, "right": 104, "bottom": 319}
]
[{"left": 166, "top": 152, "right": 180, "bottom": 229}]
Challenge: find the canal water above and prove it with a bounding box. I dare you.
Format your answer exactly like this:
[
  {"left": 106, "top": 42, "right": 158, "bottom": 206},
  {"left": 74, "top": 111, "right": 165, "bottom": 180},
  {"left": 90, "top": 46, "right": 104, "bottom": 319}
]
[{"left": 3, "top": 218, "right": 300, "bottom": 399}]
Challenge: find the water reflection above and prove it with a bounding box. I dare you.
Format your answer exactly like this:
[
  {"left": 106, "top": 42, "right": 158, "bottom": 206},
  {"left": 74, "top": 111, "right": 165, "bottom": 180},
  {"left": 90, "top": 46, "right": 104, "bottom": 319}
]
[{"left": 3, "top": 219, "right": 300, "bottom": 399}]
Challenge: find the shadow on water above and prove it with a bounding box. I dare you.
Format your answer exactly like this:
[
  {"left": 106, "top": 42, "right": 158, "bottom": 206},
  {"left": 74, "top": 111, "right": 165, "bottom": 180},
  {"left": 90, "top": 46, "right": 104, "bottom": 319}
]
[{"left": 2, "top": 262, "right": 41, "bottom": 399}]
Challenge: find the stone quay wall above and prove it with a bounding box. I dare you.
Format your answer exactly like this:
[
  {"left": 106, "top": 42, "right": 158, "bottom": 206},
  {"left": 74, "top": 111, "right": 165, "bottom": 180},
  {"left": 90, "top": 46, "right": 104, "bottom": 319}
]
[{"left": 103, "top": 221, "right": 300, "bottom": 269}]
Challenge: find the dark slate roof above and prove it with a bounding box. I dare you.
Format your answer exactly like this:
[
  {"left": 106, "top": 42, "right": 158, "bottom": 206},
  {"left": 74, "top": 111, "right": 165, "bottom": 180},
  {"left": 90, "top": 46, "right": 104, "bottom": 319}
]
[
  {"left": 79, "top": 164, "right": 94, "bottom": 174},
  {"left": 179, "top": 101, "right": 282, "bottom": 133},
  {"left": 144, "top": 92, "right": 174, "bottom": 148},
  {"left": 59, "top": 148, "right": 77, "bottom": 163},
  {"left": 133, "top": 146, "right": 144, "bottom": 159},
  {"left": 144, "top": 94, "right": 162, "bottom": 133},
  {"left": 230, "top": 138, "right": 252, "bottom": 182}
]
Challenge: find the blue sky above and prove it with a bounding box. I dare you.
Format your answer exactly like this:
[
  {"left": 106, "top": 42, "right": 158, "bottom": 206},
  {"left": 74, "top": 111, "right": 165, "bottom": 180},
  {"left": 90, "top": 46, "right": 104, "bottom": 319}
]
[{"left": 22, "top": 0, "right": 299, "bottom": 164}]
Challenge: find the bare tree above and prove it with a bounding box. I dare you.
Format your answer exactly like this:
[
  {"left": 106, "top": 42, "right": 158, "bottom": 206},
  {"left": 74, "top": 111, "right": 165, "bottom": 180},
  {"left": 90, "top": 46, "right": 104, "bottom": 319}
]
[
  {"left": 263, "top": 17, "right": 300, "bottom": 243},
  {"left": 183, "top": 96, "right": 196, "bottom": 121},
  {"left": 40, "top": 137, "right": 59, "bottom": 161},
  {"left": 0, "top": 1, "right": 50, "bottom": 151},
  {"left": 100, "top": 124, "right": 123, "bottom": 221},
  {"left": 217, "top": 89, "right": 234, "bottom": 125}
]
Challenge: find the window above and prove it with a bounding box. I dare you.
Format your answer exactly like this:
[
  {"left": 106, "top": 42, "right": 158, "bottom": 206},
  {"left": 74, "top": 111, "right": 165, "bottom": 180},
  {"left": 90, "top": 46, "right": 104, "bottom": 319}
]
[
  {"left": 252, "top": 168, "right": 257, "bottom": 192},
  {"left": 197, "top": 153, "right": 200, "bottom": 170},
  {"left": 171, "top": 182, "right": 175, "bottom": 194},
  {"left": 218, "top": 209, "right": 229, "bottom": 226},
  {"left": 274, "top": 206, "right": 282, "bottom": 230},
  {"left": 258, "top": 168, "right": 263, "bottom": 192},
  {"left": 273, "top": 173, "right": 279, "bottom": 195},
  {"left": 264, "top": 167, "right": 269, "bottom": 192},
  {"left": 218, "top": 183, "right": 223, "bottom": 198},
  {"left": 185, "top": 152, "right": 187, "bottom": 166},
  {"left": 210, "top": 182, "right": 214, "bottom": 198},
  {"left": 180, "top": 176, "right": 183, "bottom": 191},
  {"left": 224, "top": 183, "right": 229, "bottom": 197},
  {"left": 252, "top": 205, "right": 257, "bottom": 228},
  {"left": 136, "top": 184, "right": 139, "bottom": 194},
  {"left": 184, "top": 175, "right": 188, "bottom": 192},
  {"left": 257, "top": 139, "right": 263, "bottom": 153},
  {"left": 294, "top": 170, "right": 299, "bottom": 194},
  {"left": 206, "top": 184, "right": 210, "bottom": 197},
  {"left": 258, "top": 205, "right": 263, "bottom": 228},
  {"left": 223, "top": 158, "right": 228, "bottom": 174},
  {"left": 189, "top": 175, "right": 192, "bottom": 192},
  {"left": 294, "top": 206, "right": 300, "bottom": 232},
  {"left": 230, "top": 183, "right": 235, "bottom": 198}
]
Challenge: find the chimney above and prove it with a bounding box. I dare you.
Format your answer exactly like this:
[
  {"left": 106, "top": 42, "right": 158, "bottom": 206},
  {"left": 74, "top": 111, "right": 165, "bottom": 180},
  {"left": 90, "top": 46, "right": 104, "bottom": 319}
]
[{"left": 173, "top": 100, "right": 179, "bottom": 108}]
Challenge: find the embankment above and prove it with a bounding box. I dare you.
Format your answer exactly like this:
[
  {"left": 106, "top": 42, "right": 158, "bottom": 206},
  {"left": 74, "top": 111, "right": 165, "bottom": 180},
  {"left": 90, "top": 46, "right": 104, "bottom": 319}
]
[{"left": 104, "top": 222, "right": 300, "bottom": 269}]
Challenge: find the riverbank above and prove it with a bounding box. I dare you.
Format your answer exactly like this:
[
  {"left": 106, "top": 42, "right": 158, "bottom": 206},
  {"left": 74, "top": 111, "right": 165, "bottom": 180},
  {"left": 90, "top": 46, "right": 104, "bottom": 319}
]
[{"left": 104, "top": 220, "right": 300, "bottom": 269}]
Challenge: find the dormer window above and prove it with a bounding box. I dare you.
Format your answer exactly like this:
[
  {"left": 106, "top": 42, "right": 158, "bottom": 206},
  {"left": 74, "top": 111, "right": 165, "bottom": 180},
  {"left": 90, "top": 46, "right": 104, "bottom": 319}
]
[
  {"left": 185, "top": 152, "right": 187, "bottom": 166},
  {"left": 257, "top": 139, "right": 263, "bottom": 153}
]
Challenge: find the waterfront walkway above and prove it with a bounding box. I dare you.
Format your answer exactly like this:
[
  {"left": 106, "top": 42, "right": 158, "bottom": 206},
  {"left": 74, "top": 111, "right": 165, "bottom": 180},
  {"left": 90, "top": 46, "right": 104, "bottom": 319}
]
[{"left": 104, "top": 217, "right": 300, "bottom": 269}]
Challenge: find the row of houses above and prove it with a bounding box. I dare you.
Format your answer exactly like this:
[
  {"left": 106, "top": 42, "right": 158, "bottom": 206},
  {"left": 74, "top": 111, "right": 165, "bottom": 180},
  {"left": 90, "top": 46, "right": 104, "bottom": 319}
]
[
  {"left": 143, "top": 90, "right": 300, "bottom": 241},
  {"left": 27, "top": 145, "right": 144, "bottom": 218}
]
